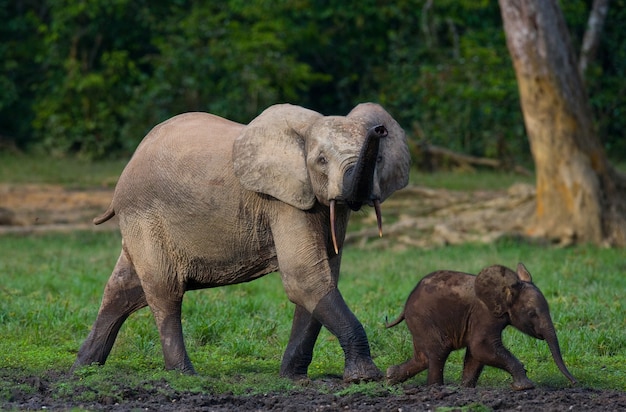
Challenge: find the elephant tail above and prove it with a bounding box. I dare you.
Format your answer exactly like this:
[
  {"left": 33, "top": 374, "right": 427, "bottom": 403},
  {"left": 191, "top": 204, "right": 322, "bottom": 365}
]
[
  {"left": 93, "top": 207, "right": 115, "bottom": 225},
  {"left": 385, "top": 312, "right": 405, "bottom": 329}
]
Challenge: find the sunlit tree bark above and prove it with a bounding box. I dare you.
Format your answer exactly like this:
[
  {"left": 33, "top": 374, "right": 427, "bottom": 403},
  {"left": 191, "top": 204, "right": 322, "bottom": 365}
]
[{"left": 499, "top": 0, "right": 626, "bottom": 246}]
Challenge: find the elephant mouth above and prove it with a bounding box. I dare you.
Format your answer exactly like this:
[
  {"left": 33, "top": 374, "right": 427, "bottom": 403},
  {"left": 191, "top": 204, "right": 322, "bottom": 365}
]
[{"left": 329, "top": 198, "right": 382, "bottom": 255}]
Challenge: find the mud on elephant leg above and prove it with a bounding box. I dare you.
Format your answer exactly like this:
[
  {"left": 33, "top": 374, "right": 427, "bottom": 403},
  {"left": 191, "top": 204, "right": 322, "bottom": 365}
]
[
  {"left": 280, "top": 304, "right": 323, "bottom": 381},
  {"left": 312, "top": 289, "right": 382, "bottom": 382},
  {"left": 72, "top": 250, "right": 147, "bottom": 371}
]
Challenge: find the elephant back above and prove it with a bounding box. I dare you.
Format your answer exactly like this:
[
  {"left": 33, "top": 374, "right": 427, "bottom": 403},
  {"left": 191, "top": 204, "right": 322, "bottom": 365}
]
[
  {"left": 112, "top": 112, "right": 244, "bottom": 214},
  {"left": 404, "top": 271, "right": 475, "bottom": 317}
]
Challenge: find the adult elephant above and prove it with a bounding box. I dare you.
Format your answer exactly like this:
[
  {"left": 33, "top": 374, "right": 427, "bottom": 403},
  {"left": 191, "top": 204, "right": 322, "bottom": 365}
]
[{"left": 72, "top": 103, "right": 411, "bottom": 382}]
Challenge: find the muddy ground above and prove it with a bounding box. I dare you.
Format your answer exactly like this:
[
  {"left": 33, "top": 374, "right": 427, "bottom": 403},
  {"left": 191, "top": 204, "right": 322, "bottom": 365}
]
[
  {"left": 2, "top": 183, "right": 625, "bottom": 411},
  {"left": 5, "top": 371, "right": 626, "bottom": 411}
]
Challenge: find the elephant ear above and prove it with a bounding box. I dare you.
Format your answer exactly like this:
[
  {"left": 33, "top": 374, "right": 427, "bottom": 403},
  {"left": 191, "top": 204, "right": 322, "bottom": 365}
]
[
  {"left": 475, "top": 265, "right": 523, "bottom": 317},
  {"left": 516, "top": 262, "right": 533, "bottom": 283},
  {"left": 233, "top": 104, "right": 323, "bottom": 210},
  {"left": 347, "top": 103, "right": 411, "bottom": 202}
]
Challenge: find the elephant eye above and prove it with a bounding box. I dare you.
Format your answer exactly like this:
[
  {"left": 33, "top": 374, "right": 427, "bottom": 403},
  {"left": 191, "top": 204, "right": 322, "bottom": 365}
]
[
  {"left": 377, "top": 155, "right": 383, "bottom": 163},
  {"left": 317, "top": 155, "right": 327, "bottom": 165}
]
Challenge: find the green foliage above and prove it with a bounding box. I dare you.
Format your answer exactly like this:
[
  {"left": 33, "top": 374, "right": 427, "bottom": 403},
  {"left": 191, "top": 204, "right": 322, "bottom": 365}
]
[
  {"left": 127, "top": 0, "right": 325, "bottom": 134},
  {"left": 1, "top": 1, "right": 625, "bottom": 162},
  {"left": 28, "top": 0, "right": 166, "bottom": 158},
  {"left": 586, "top": 0, "right": 626, "bottom": 156},
  {"left": 0, "top": 0, "right": 45, "bottom": 145},
  {"left": 372, "top": 1, "right": 527, "bottom": 161}
]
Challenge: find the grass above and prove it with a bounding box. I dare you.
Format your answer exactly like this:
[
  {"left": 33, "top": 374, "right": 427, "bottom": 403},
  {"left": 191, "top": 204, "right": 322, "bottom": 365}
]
[
  {"left": 0, "top": 152, "right": 126, "bottom": 188},
  {"left": 0, "top": 156, "right": 625, "bottom": 404},
  {"left": 409, "top": 168, "right": 535, "bottom": 191},
  {"left": 0, "top": 231, "right": 625, "bottom": 402}
]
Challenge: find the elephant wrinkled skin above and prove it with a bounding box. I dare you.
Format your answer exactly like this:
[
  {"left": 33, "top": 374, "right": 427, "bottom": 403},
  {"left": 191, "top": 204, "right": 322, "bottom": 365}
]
[
  {"left": 71, "top": 103, "right": 410, "bottom": 382},
  {"left": 386, "top": 263, "right": 577, "bottom": 390}
]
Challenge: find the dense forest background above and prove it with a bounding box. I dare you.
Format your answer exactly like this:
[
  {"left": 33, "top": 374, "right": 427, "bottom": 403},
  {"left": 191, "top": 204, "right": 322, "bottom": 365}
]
[{"left": 1, "top": 0, "right": 624, "bottom": 163}]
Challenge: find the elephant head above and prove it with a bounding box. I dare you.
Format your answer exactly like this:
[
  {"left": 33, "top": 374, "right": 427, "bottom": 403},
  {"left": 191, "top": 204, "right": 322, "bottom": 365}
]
[
  {"left": 475, "top": 263, "right": 577, "bottom": 385},
  {"left": 232, "top": 103, "right": 410, "bottom": 253}
]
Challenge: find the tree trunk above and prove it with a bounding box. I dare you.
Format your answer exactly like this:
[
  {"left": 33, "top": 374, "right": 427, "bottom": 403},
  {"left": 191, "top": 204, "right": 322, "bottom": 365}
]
[{"left": 498, "top": 0, "right": 626, "bottom": 246}]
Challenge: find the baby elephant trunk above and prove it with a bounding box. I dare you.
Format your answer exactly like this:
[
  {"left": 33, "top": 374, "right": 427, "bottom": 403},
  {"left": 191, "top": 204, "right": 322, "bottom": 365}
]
[{"left": 544, "top": 328, "right": 577, "bottom": 385}]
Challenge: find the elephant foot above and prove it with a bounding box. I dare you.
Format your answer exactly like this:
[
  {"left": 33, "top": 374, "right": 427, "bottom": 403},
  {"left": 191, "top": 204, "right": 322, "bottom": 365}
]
[
  {"left": 279, "top": 368, "right": 310, "bottom": 382},
  {"left": 280, "top": 353, "right": 313, "bottom": 382},
  {"left": 385, "top": 356, "right": 426, "bottom": 384},
  {"left": 511, "top": 377, "right": 535, "bottom": 391},
  {"left": 165, "top": 359, "right": 196, "bottom": 375},
  {"left": 343, "top": 359, "right": 382, "bottom": 383},
  {"left": 385, "top": 365, "right": 409, "bottom": 385},
  {"left": 281, "top": 372, "right": 312, "bottom": 386},
  {"left": 70, "top": 359, "right": 101, "bottom": 374},
  {"left": 176, "top": 367, "right": 197, "bottom": 375}
]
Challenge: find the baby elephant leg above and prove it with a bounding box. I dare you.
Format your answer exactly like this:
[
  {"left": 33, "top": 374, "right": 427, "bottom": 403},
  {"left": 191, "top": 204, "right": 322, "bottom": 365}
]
[
  {"left": 425, "top": 351, "right": 448, "bottom": 386},
  {"left": 386, "top": 346, "right": 428, "bottom": 384},
  {"left": 470, "top": 343, "right": 534, "bottom": 390},
  {"left": 461, "top": 349, "right": 485, "bottom": 387}
]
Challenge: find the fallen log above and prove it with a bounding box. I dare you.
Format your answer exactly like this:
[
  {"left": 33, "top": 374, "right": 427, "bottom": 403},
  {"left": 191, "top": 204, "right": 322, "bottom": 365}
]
[{"left": 418, "top": 143, "right": 532, "bottom": 176}]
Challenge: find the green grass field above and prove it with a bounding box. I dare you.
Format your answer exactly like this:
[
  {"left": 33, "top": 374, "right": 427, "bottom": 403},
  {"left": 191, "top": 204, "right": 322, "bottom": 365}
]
[{"left": 0, "top": 156, "right": 625, "bottom": 401}]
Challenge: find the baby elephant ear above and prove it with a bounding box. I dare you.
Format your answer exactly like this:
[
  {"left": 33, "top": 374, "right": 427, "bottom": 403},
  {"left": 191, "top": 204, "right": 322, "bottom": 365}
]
[
  {"left": 516, "top": 262, "right": 533, "bottom": 283},
  {"left": 233, "top": 104, "right": 323, "bottom": 210},
  {"left": 475, "top": 265, "right": 523, "bottom": 317}
]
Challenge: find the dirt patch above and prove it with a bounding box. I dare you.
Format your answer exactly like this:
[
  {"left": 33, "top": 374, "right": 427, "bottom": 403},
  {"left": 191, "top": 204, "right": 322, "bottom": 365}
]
[
  {"left": 0, "top": 183, "right": 536, "bottom": 247},
  {"left": 0, "top": 184, "right": 116, "bottom": 233},
  {"left": 2, "top": 184, "right": 625, "bottom": 410},
  {"left": 346, "top": 183, "right": 537, "bottom": 249},
  {"left": 4, "top": 372, "right": 626, "bottom": 411}
]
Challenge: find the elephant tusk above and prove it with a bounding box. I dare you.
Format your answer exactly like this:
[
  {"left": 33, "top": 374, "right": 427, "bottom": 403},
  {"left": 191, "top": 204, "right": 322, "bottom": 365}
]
[
  {"left": 330, "top": 199, "right": 339, "bottom": 255},
  {"left": 374, "top": 199, "right": 383, "bottom": 237}
]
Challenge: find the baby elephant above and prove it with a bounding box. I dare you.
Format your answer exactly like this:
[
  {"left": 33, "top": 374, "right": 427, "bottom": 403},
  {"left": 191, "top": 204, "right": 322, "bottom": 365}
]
[{"left": 386, "top": 263, "right": 577, "bottom": 390}]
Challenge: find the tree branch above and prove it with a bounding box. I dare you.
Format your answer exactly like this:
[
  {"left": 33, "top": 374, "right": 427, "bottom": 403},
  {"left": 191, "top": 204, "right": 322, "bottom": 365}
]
[
  {"left": 418, "top": 143, "right": 532, "bottom": 176},
  {"left": 579, "top": 0, "right": 611, "bottom": 79}
]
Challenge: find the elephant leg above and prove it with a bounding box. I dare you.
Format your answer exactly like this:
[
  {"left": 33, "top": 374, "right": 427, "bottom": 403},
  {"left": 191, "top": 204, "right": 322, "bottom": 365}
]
[
  {"left": 425, "top": 350, "right": 449, "bottom": 386},
  {"left": 461, "top": 349, "right": 484, "bottom": 387},
  {"left": 142, "top": 285, "right": 194, "bottom": 374},
  {"left": 280, "top": 304, "right": 322, "bottom": 380},
  {"left": 471, "top": 343, "right": 534, "bottom": 390},
  {"left": 386, "top": 347, "right": 428, "bottom": 384},
  {"left": 72, "top": 249, "right": 147, "bottom": 372},
  {"left": 312, "top": 288, "right": 382, "bottom": 382}
]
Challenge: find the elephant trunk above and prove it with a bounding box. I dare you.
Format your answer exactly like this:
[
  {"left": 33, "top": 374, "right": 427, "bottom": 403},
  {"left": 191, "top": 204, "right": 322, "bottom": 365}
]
[
  {"left": 544, "top": 328, "right": 577, "bottom": 385},
  {"left": 330, "top": 125, "right": 387, "bottom": 254},
  {"left": 342, "top": 125, "right": 386, "bottom": 209}
]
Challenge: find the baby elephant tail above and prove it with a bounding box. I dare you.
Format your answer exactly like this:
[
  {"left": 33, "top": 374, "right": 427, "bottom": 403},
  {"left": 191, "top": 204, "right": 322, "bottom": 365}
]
[
  {"left": 93, "top": 207, "right": 115, "bottom": 225},
  {"left": 385, "top": 311, "right": 405, "bottom": 328}
]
